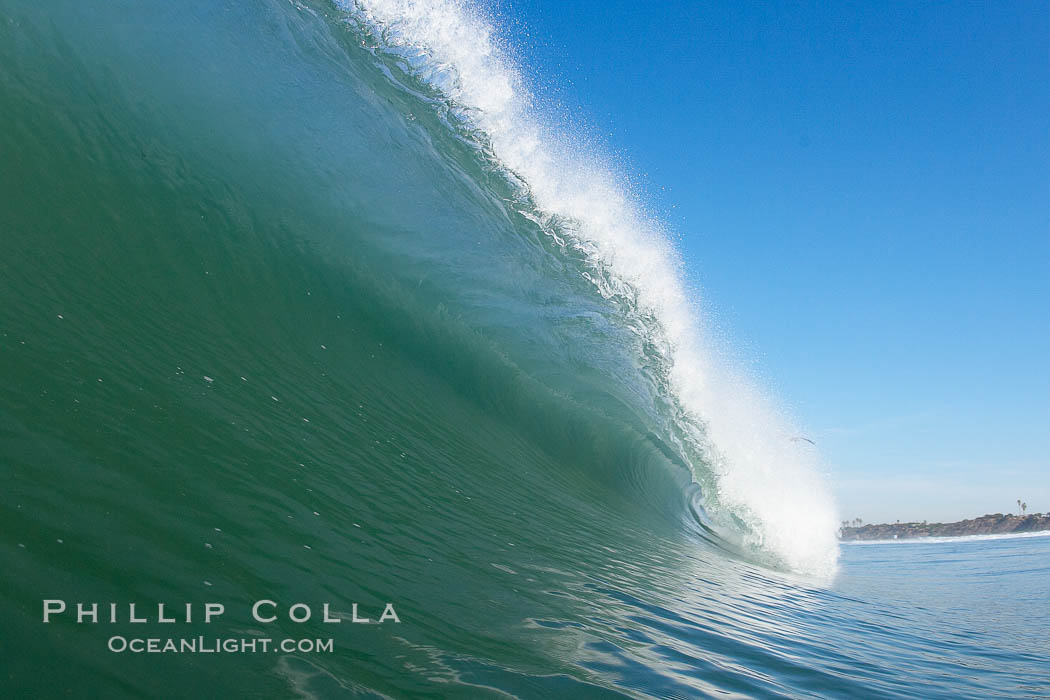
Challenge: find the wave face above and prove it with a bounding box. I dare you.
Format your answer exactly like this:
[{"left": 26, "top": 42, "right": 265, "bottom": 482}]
[
  {"left": 339, "top": 0, "right": 842, "bottom": 575},
  {"left": 0, "top": 0, "right": 980, "bottom": 697}
]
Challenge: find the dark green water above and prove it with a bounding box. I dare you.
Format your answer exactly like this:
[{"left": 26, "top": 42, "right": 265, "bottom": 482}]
[{"left": 2, "top": 1, "right": 1047, "bottom": 697}]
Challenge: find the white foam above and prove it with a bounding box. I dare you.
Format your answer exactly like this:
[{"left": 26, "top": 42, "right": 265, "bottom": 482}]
[{"left": 342, "top": 0, "right": 840, "bottom": 577}]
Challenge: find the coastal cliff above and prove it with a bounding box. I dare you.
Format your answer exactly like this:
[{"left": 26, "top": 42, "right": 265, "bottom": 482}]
[{"left": 839, "top": 513, "right": 1050, "bottom": 541}]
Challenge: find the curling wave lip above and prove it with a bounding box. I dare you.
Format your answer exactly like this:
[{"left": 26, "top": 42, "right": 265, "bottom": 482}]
[{"left": 342, "top": 0, "right": 840, "bottom": 577}]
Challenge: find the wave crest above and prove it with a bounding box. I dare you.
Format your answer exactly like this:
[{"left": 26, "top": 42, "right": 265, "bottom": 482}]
[{"left": 339, "top": 0, "right": 840, "bottom": 578}]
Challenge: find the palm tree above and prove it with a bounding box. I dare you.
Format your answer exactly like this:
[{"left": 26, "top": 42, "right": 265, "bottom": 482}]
[
  {"left": 1022, "top": 502, "right": 1027, "bottom": 515},
  {"left": 1018, "top": 499, "right": 1022, "bottom": 515}
]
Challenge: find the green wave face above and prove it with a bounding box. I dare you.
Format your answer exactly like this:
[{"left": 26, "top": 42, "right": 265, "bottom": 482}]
[{"left": 0, "top": 0, "right": 844, "bottom": 696}]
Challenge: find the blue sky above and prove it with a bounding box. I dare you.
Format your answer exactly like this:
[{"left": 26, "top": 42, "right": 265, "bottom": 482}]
[{"left": 495, "top": 0, "right": 1050, "bottom": 523}]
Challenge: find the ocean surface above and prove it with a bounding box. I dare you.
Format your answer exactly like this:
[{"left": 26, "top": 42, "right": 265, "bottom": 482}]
[{"left": 1, "top": 0, "right": 1046, "bottom": 697}]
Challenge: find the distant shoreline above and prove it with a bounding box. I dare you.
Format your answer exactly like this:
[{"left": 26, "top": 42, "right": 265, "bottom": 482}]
[
  {"left": 841, "top": 531, "right": 1050, "bottom": 546},
  {"left": 839, "top": 513, "right": 1050, "bottom": 541}
]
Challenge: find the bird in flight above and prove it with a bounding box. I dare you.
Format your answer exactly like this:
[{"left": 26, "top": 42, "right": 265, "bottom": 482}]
[{"left": 790, "top": 436, "right": 816, "bottom": 445}]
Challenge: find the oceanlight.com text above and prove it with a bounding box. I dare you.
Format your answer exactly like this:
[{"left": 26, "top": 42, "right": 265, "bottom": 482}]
[{"left": 107, "top": 636, "right": 334, "bottom": 654}]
